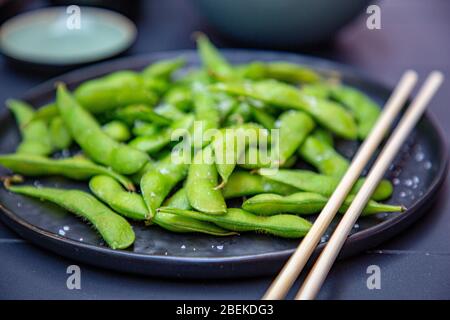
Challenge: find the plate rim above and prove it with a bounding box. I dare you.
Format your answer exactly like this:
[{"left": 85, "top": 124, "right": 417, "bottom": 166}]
[
  {"left": 0, "top": 6, "right": 137, "bottom": 66},
  {"left": 0, "top": 49, "right": 448, "bottom": 274}
]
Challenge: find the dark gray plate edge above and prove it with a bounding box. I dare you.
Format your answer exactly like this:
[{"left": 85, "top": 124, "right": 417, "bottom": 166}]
[{"left": 0, "top": 50, "right": 448, "bottom": 279}]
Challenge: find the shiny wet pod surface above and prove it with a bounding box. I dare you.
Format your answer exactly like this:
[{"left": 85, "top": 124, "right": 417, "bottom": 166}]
[{"left": 0, "top": 51, "right": 447, "bottom": 278}]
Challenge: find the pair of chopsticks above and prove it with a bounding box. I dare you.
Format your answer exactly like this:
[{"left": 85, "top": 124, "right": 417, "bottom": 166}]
[{"left": 263, "top": 70, "right": 444, "bottom": 300}]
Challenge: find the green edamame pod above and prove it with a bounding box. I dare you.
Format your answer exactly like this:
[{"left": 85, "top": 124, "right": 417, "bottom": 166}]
[
  {"left": 102, "top": 120, "right": 131, "bottom": 142},
  {"left": 237, "top": 61, "right": 321, "bottom": 84},
  {"left": 329, "top": 85, "right": 380, "bottom": 139},
  {"left": 112, "top": 104, "right": 172, "bottom": 126},
  {"left": 212, "top": 80, "right": 357, "bottom": 139},
  {"left": 213, "top": 125, "right": 269, "bottom": 186},
  {"left": 192, "top": 87, "right": 220, "bottom": 147},
  {"left": 312, "top": 127, "right": 334, "bottom": 146},
  {"left": 89, "top": 175, "right": 148, "bottom": 220},
  {"left": 49, "top": 116, "right": 72, "bottom": 150},
  {"left": 222, "top": 171, "right": 299, "bottom": 199},
  {"left": 140, "top": 156, "right": 188, "bottom": 220},
  {"left": 224, "top": 101, "right": 252, "bottom": 127},
  {"left": 186, "top": 146, "right": 227, "bottom": 214},
  {"left": 132, "top": 121, "right": 160, "bottom": 136},
  {"left": 0, "top": 153, "right": 135, "bottom": 191},
  {"left": 159, "top": 207, "right": 312, "bottom": 238},
  {"left": 274, "top": 111, "right": 315, "bottom": 165},
  {"left": 250, "top": 105, "right": 276, "bottom": 129},
  {"left": 129, "top": 114, "right": 194, "bottom": 154},
  {"left": 32, "top": 102, "right": 59, "bottom": 122},
  {"left": 163, "top": 85, "right": 193, "bottom": 111},
  {"left": 8, "top": 185, "right": 135, "bottom": 249},
  {"left": 300, "top": 83, "right": 331, "bottom": 99},
  {"left": 196, "top": 33, "right": 235, "bottom": 80},
  {"left": 142, "top": 57, "right": 185, "bottom": 80},
  {"left": 258, "top": 169, "right": 393, "bottom": 201},
  {"left": 74, "top": 71, "right": 158, "bottom": 113},
  {"left": 56, "top": 84, "right": 149, "bottom": 175},
  {"left": 154, "top": 103, "right": 186, "bottom": 120},
  {"left": 7, "top": 99, "right": 53, "bottom": 156},
  {"left": 299, "top": 132, "right": 349, "bottom": 177},
  {"left": 164, "top": 188, "right": 192, "bottom": 210},
  {"left": 242, "top": 192, "right": 404, "bottom": 216}
]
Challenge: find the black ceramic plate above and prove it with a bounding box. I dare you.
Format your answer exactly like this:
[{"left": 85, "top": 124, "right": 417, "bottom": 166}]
[{"left": 0, "top": 51, "right": 447, "bottom": 279}]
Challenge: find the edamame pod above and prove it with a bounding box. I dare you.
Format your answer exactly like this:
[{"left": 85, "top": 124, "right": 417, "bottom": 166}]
[
  {"left": 102, "top": 120, "right": 131, "bottom": 142},
  {"left": 274, "top": 110, "right": 315, "bottom": 165},
  {"left": 7, "top": 99, "right": 53, "bottom": 156},
  {"left": 0, "top": 153, "right": 135, "bottom": 191},
  {"left": 159, "top": 207, "right": 312, "bottom": 238},
  {"left": 192, "top": 87, "right": 220, "bottom": 148},
  {"left": 258, "top": 169, "right": 393, "bottom": 201},
  {"left": 237, "top": 61, "right": 321, "bottom": 84},
  {"left": 140, "top": 156, "right": 188, "bottom": 219},
  {"left": 49, "top": 116, "right": 72, "bottom": 150},
  {"left": 196, "top": 33, "right": 235, "bottom": 80},
  {"left": 112, "top": 104, "right": 172, "bottom": 126},
  {"left": 90, "top": 176, "right": 233, "bottom": 235},
  {"left": 186, "top": 146, "right": 227, "bottom": 214},
  {"left": 8, "top": 185, "right": 135, "bottom": 249},
  {"left": 74, "top": 71, "right": 158, "bottom": 113},
  {"left": 242, "top": 192, "right": 404, "bottom": 216},
  {"left": 57, "top": 84, "right": 149, "bottom": 175},
  {"left": 329, "top": 85, "right": 381, "bottom": 139},
  {"left": 299, "top": 132, "right": 349, "bottom": 177},
  {"left": 222, "top": 171, "right": 299, "bottom": 199},
  {"left": 213, "top": 125, "right": 269, "bottom": 186},
  {"left": 142, "top": 57, "right": 185, "bottom": 80},
  {"left": 129, "top": 114, "right": 194, "bottom": 154},
  {"left": 212, "top": 80, "right": 358, "bottom": 139}
]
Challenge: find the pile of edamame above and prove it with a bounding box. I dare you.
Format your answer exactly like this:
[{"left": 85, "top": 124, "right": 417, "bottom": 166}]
[{"left": 0, "top": 35, "right": 404, "bottom": 250}]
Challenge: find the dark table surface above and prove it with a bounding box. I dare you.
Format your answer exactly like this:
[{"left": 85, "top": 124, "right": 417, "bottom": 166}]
[{"left": 0, "top": 0, "right": 449, "bottom": 300}]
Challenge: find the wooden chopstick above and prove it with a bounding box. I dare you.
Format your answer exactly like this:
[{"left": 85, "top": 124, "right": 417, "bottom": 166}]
[
  {"left": 262, "top": 70, "right": 418, "bottom": 300},
  {"left": 295, "top": 71, "right": 444, "bottom": 300}
]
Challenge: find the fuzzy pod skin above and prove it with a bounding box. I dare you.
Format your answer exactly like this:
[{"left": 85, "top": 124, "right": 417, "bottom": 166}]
[
  {"left": 142, "top": 57, "right": 185, "bottom": 80},
  {"left": 102, "top": 120, "right": 131, "bottom": 142},
  {"left": 140, "top": 156, "right": 188, "bottom": 220},
  {"left": 329, "top": 85, "right": 381, "bottom": 140},
  {"left": 212, "top": 124, "right": 269, "bottom": 186},
  {"left": 7, "top": 99, "right": 53, "bottom": 156},
  {"left": 274, "top": 110, "right": 315, "bottom": 165},
  {"left": 258, "top": 169, "right": 393, "bottom": 201},
  {"left": 56, "top": 84, "right": 149, "bottom": 175},
  {"left": 111, "top": 104, "right": 172, "bottom": 126},
  {"left": 236, "top": 61, "right": 321, "bottom": 84},
  {"left": 0, "top": 153, "right": 135, "bottom": 191},
  {"left": 242, "top": 192, "right": 404, "bottom": 216},
  {"left": 196, "top": 33, "right": 236, "bottom": 80},
  {"left": 90, "top": 176, "right": 233, "bottom": 236},
  {"left": 74, "top": 70, "right": 158, "bottom": 113},
  {"left": 8, "top": 185, "right": 135, "bottom": 249},
  {"left": 159, "top": 207, "right": 312, "bottom": 239},
  {"left": 212, "top": 80, "right": 358, "bottom": 139},
  {"left": 129, "top": 114, "right": 194, "bottom": 155},
  {"left": 49, "top": 116, "right": 73, "bottom": 150},
  {"left": 222, "top": 171, "right": 299, "bottom": 199},
  {"left": 186, "top": 146, "right": 227, "bottom": 215},
  {"left": 298, "top": 133, "right": 349, "bottom": 178}
]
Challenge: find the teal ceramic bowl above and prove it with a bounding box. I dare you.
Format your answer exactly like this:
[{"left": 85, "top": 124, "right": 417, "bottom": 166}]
[
  {"left": 0, "top": 6, "right": 136, "bottom": 66},
  {"left": 193, "top": 0, "right": 371, "bottom": 47}
]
